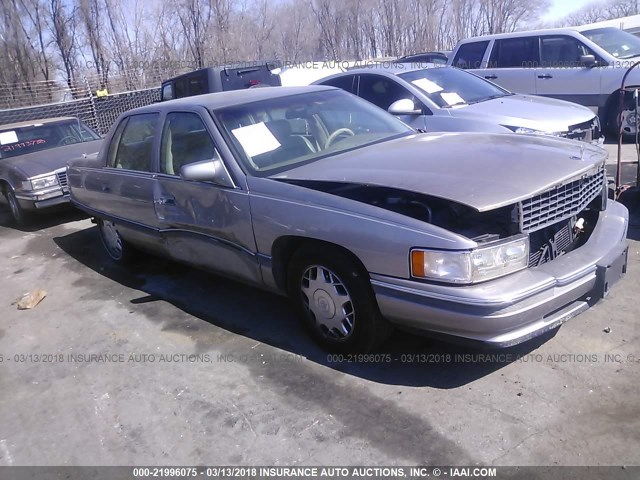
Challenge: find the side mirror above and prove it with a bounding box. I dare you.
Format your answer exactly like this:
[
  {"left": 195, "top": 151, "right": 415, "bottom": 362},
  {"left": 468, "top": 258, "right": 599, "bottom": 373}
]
[
  {"left": 580, "top": 54, "right": 596, "bottom": 68},
  {"left": 388, "top": 98, "right": 422, "bottom": 116},
  {"left": 180, "top": 157, "right": 234, "bottom": 188}
]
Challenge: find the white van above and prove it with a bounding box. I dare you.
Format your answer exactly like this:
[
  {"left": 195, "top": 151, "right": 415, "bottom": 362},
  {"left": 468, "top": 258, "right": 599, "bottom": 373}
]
[{"left": 448, "top": 26, "right": 640, "bottom": 137}]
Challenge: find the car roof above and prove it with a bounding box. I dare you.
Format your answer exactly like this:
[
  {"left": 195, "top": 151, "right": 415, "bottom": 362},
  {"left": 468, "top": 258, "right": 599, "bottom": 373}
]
[
  {"left": 0, "top": 117, "right": 78, "bottom": 130},
  {"left": 398, "top": 52, "right": 448, "bottom": 59},
  {"left": 457, "top": 26, "right": 598, "bottom": 44},
  {"left": 124, "top": 85, "right": 338, "bottom": 115},
  {"left": 342, "top": 64, "right": 447, "bottom": 76}
]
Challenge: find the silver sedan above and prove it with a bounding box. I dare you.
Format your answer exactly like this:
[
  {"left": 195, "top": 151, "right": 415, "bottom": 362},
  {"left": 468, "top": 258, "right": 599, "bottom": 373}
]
[
  {"left": 314, "top": 65, "right": 603, "bottom": 144},
  {"left": 68, "top": 86, "right": 628, "bottom": 352}
]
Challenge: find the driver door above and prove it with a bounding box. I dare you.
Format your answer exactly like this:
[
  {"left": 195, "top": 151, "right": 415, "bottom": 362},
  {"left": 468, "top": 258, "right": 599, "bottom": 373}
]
[
  {"left": 154, "top": 110, "right": 260, "bottom": 284},
  {"left": 355, "top": 74, "right": 427, "bottom": 131},
  {"left": 535, "top": 35, "right": 603, "bottom": 110}
]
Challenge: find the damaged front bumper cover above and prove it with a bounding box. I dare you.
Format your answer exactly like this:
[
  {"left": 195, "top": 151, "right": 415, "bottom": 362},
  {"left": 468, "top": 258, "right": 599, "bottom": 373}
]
[{"left": 371, "top": 200, "right": 629, "bottom": 347}]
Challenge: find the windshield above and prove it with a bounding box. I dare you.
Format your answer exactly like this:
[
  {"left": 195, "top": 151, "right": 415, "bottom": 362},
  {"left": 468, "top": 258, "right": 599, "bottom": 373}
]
[
  {"left": 582, "top": 27, "right": 640, "bottom": 59},
  {"left": 399, "top": 67, "right": 510, "bottom": 107},
  {"left": 212, "top": 89, "right": 413, "bottom": 176},
  {"left": 0, "top": 119, "right": 100, "bottom": 159}
]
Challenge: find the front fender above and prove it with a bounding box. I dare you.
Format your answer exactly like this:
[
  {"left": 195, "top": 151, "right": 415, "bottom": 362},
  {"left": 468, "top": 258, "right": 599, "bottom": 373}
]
[{"left": 247, "top": 177, "right": 475, "bottom": 281}]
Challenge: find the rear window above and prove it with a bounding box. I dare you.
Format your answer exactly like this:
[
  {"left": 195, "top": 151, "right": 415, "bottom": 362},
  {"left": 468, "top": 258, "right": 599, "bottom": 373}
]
[
  {"left": 489, "top": 37, "right": 540, "bottom": 68},
  {"left": 218, "top": 66, "right": 281, "bottom": 91},
  {"left": 452, "top": 41, "right": 490, "bottom": 69},
  {"left": 160, "top": 65, "right": 282, "bottom": 101}
]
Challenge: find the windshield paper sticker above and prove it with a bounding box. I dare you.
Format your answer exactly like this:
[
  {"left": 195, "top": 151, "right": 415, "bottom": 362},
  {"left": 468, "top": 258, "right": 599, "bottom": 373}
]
[
  {"left": 440, "top": 92, "right": 465, "bottom": 106},
  {"left": 412, "top": 78, "right": 443, "bottom": 94},
  {"left": 0, "top": 131, "right": 19, "bottom": 145},
  {"left": 232, "top": 122, "right": 281, "bottom": 157}
]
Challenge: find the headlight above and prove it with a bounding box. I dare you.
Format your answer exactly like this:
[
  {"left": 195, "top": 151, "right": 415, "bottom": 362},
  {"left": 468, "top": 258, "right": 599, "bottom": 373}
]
[
  {"left": 411, "top": 235, "right": 529, "bottom": 284},
  {"left": 503, "top": 125, "right": 558, "bottom": 136},
  {"left": 30, "top": 174, "right": 58, "bottom": 190}
]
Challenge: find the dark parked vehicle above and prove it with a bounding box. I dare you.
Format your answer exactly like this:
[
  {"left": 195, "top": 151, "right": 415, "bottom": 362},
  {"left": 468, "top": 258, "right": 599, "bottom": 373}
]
[
  {"left": 160, "top": 63, "right": 282, "bottom": 101},
  {"left": 393, "top": 52, "right": 449, "bottom": 65},
  {"left": 69, "top": 86, "right": 628, "bottom": 352},
  {"left": 0, "top": 117, "right": 101, "bottom": 225}
]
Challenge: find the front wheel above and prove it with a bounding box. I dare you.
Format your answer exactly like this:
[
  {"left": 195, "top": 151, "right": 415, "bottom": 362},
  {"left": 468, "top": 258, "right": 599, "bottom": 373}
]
[
  {"left": 97, "top": 219, "right": 133, "bottom": 263},
  {"left": 5, "top": 187, "right": 29, "bottom": 226},
  {"left": 287, "top": 245, "right": 392, "bottom": 353}
]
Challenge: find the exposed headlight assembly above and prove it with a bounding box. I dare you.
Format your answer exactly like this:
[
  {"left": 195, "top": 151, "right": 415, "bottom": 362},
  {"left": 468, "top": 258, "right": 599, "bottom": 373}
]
[
  {"left": 30, "top": 174, "right": 58, "bottom": 190},
  {"left": 503, "top": 125, "right": 559, "bottom": 136},
  {"left": 411, "top": 235, "right": 529, "bottom": 284}
]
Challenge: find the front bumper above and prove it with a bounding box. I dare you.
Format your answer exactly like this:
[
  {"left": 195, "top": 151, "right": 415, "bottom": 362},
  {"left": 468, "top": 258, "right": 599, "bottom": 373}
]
[
  {"left": 15, "top": 187, "right": 70, "bottom": 210},
  {"left": 371, "top": 200, "right": 629, "bottom": 347}
]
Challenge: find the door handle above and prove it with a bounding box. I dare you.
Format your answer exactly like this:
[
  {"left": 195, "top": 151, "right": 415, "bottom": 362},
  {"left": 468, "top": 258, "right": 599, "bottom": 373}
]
[
  {"left": 484, "top": 74, "right": 497, "bottom": 80},
  {"left": 101, "top": 185, "right": 110, "bottom": 192},
  {"left": 537, "top": 74, "right": 553, "bottom": 79},
  {"left": 154, "top": 196, "right": 176, "bottom": 206}
]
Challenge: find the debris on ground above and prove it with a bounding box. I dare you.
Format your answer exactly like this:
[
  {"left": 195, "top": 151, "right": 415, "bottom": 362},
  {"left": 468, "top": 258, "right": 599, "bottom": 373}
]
[
  {"left": 15, "top": 289, "right": 47, "bottom": 310},
  {"left": 603, "top": 327, "right": 612, "bottom": 334}
]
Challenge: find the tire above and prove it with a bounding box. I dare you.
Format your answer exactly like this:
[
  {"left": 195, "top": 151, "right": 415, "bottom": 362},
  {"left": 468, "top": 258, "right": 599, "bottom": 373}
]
[
  {"left": 5, "top": 187, "right": 29, "bottom": 226},
  {"left": 96, "top": 218, "right": 134, "bottom": 263},
  {"left": 287, "top": 245, "right": 392, "bottom": 353},
  {"left": 607, "top": 94, "right": 638, "bottom": 141}
]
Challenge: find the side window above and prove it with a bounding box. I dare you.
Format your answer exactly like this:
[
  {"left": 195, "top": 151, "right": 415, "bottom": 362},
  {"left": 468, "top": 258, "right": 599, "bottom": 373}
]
[
  {"left": 79, "top": 122, "right": 100, "bottom": 141},
  {"left": 175, "top": 79, "right": 187, "bottom": 99},
  {"left": 489, "top": 37, "right": 540, "bottom": 68},
  {"left": 160, "top": 112, "right": 217, "bottom": 176},
  {"left": 452, "top": 41, "right": 490, "bottom": 69},
  {"left": 357, "top": 74, "right": 416, "bottom": 111},
  {"left": 321, "top": 75, "right": 356, "bottom": 93},
  {"left": 110, "top": 113, "right": 158, "bottom": 171},
  {"left": 188, "top": 73, "right": 207, "bottom": 96},
  {"left": 540, "top": 36, "right": 595, "bottom": 67},
  {"left": 162, "top": 83, "right": 173, "bottom": 101},
  {"left": 106, "top": 119, "right": 128, "bottom": 168}
]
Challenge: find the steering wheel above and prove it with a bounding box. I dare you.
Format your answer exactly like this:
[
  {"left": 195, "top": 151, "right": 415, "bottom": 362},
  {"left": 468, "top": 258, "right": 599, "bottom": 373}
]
[
  {"left": 325, "top": 128, "right": 355, "bottom": 149},
  {"left": 58, "top": 136, "right": 78, "bottom": 146}
]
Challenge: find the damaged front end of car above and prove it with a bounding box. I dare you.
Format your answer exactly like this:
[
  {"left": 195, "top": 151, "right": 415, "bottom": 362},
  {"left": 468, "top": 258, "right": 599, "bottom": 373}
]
[{"left": 283, "top": 161, "right": 608, "bottom": 283}]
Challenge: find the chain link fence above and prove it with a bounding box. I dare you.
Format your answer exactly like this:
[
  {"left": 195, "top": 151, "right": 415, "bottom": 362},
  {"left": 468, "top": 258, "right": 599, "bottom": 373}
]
[{"left": 0, "top": 69, "right": 169, "bottom": 134}]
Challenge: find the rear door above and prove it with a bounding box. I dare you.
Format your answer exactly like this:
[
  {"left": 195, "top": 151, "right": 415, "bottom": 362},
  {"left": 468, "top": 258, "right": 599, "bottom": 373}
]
[
  {"left": 85, "top": 112, "right": 165, "bottom": 252},
  {"left": 535, "top": 35, "right": 603, "bottom": 109},
  {"left": 154, "top": 110, "right": 260, "bottom": 284},
  {"left": 479, "top": 37, "right": 539, "bottom": 93}
]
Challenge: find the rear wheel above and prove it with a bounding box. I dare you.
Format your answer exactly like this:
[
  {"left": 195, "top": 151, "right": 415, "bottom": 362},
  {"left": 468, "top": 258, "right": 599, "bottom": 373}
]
[
  {"left": 607, "top": 93, "right": 639, "bottom": 141},
  {"left": 97, "top": 219, "right": 133, "bottom": 263},
  {"left": 287, "top": 245, "right": 392, "bottom": 352}
]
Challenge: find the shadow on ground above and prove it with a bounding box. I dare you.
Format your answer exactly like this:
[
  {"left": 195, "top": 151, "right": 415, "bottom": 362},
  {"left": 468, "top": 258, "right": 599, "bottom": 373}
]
[
  {"left": 53, "top": 226, "right": 554, "bottom": 389},
  {"left": 0, "top": 200, "right": 88, "bottom": 232}
]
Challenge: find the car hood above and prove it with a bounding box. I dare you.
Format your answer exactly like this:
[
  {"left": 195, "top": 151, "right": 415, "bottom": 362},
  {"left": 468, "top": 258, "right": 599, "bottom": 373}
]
[
  {"left": 451, "top": 94, "right": 596, "bottom": 132},
  {"left": 2, "top": 140, "right": 102, "bottom": 178},
  {"left": 272, "top": 132, "right": 606, "bottom": 212}
]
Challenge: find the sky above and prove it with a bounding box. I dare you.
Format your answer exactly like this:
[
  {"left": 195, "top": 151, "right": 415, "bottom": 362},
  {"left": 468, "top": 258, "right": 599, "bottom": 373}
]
[{"left": 541, "top": 0, "right": 595, "bottom": 23}]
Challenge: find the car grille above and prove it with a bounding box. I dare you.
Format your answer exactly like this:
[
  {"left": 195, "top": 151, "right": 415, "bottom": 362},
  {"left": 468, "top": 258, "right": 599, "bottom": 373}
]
[
  {"left": 56, "top": 170, "right": 69, "bottom": 190},
  {"left": 518, "top": 166, "right": 605, "bottom": 233},
  {"left": 561, "top": 117, "right": 601, "bottom": 143}
]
